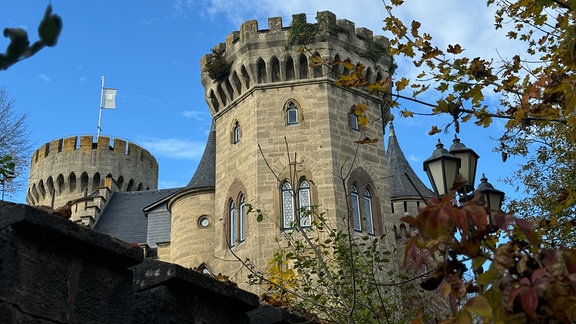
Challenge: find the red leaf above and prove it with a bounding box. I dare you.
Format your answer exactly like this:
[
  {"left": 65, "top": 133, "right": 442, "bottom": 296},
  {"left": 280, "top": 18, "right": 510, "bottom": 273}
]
[
  {"left": 515, "top": 217, "right": 538, "bottom": 244},
  {"left": 521, "top": 287, "right": 538, "bottom": 319}
]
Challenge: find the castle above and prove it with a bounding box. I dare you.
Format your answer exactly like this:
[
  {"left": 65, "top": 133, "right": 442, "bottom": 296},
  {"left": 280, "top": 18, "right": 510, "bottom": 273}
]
[{"left": 26, "top": 11, "right": 433, "bottom": 291}]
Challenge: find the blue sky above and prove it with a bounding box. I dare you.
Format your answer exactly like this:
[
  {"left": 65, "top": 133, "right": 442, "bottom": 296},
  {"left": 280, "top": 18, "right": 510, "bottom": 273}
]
[{"left": 1, "top": 0, "right": 521, "bottom": 204}]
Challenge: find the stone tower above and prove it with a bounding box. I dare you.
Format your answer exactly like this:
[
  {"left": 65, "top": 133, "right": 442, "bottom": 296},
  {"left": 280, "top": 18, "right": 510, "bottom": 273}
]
[
  {"left": 168, "top": 11, "right": 395, "bottom": 284},
  {"left": 27, "top": 135, "right": 158, "bottom": 225}
]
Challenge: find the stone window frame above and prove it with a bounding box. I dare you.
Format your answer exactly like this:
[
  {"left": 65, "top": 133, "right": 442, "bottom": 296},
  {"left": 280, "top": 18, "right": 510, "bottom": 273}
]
[
  {"left": 232, "top": 120, "right": 241, "bottom": 144},
  {"left": 280, "top": 177, "right": 314, "bottom": 230},
  {"left": 347, "top": 167, "right": 382, "bottom": 236},
  {"left": 225, "top": 179, "right": 248, "bottom": 249},
  {"left": 229, "top": 199, "right": 237, "bottom": 247},
  {"left": 284, "top": 100, "right": 300, "bottom": 126},
  {"left": 348, "top": 107, "right": 359, "bottom": 131}
]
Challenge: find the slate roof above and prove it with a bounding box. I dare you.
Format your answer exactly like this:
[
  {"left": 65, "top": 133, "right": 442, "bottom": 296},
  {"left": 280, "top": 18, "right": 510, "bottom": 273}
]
[
  {"left": 386, "top": 122, "right": 435, "bottom": 200},
  {"left": 94, "top": 188, "right": 181, "bottom": 245},
  {"left": 186, "top": 122, "right": 216, "bottom": 189}
]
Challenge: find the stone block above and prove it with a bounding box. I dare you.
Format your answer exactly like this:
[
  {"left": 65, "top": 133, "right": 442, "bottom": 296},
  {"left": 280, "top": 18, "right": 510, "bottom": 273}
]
[
  {"left": 132, "top": 259, "right": 259, "bottom": 323},
  {"left": 0, "top": 202, "right": 143, "bottom": 323}
]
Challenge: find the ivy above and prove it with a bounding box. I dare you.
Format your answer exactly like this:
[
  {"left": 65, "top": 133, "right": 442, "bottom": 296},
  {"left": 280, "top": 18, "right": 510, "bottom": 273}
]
[{"left": 203, "top": 48, "right": 232, "bottom": 82}]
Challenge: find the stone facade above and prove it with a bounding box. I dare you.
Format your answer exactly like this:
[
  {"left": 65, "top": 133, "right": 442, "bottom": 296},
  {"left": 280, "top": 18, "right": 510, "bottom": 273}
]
[
  {"left": 24, "top": 11, "right": 432, "bottom": 298},
  {"left": 168, "top": 11, "right": 395, "bottom": 290}
]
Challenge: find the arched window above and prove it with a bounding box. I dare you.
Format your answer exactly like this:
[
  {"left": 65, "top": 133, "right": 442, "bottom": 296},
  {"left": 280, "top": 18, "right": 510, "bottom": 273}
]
[
  {"left": 239, "top": 195, "right": 246, "bottom": 242},
  {"left": 126, "top": 179, "right": 135, "bottom": 191},
  {"left": 363, "top": 189, "right": 374, "bottom": 235},
  {"left": 286, "top": 102, "right": 298, "bottom": 126},
  {"left": 285, "top": 56, "right": 295, "bottom": 81},
  {"left": 281, "top": 181, "right": 295, "bottom": 229},
  {"left": 299, "top": 54, "right": 308, "bottom": 79},
  {"left": 271, "top": 56, "right": 280, "bottom": 82},
  {"left": 81, "top": 172, "right": 89, "bottom": 193},
  {"left": 298, "top": 180, "right": 311, "bottom": 227},
  {"left": 93, "top": 172, "right": 101, "bottom": 190},
  {"left": 209, "top": 89, "right": 219, "bottom": 112},
  {"left": 232, "top": 121, "right": 241, "bottom": 144},
  {"left": 229, "top": 200, "right": 237, "bottom": 247},
  {"left": 69, "top": 172, "right": 76, "bottom": 193},
  {"left": 313, "top": 52, "right": 322, "bottom": 78},
  {"left": 351, "top": 185, "right": 361, "bottom": 232},
  {"left": 241, "top": 65, "right": 251, "bottom": 89},
  {"left": 56, "top": 174, "right": 64, "bottom": 194},
  {"left": 257, "top": 58, "right": 267, "bottom": 83}
]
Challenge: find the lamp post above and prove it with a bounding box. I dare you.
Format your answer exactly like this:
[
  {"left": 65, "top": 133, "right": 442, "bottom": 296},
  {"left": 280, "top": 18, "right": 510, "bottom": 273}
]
[{"left": 423, "top": 137, "right": 504, "bottom": 213}]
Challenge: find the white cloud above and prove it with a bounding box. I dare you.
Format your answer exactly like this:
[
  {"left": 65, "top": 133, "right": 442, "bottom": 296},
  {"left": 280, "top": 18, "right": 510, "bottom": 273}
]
[
  {"left": 38, "top": 74, "right": 52, "bottom": 82},
  {"left": 137, "top": 137, "right": 206, "bottom": 160},
  {"left": 181, "top": 110, "right": 210, "bottom": 120}
]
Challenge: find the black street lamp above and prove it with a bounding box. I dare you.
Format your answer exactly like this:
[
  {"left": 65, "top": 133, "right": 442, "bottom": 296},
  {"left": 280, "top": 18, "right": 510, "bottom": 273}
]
[
  {"left": 449, "top": 135, "right": 479, "bottom": 193},
  {"left": 423, "top": 139, "right": 461, "bottom": 197},
  {"left": 423, "top": 137, "right": 505, "bottom": 215},
  {"left": 475, "top": 174, "right": 505, "bottom": 224}
]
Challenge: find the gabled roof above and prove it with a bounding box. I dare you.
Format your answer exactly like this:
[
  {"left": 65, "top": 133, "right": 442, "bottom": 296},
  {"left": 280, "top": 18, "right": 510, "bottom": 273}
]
[
  {"left": 186, "top": 122, "right": 216, "bottom": 189},
  {"left": 386, "top": 122, "right": 435, "bottom": 200},
  {"left": 94, "top": 188, "right": 181, "bottom": 245}
]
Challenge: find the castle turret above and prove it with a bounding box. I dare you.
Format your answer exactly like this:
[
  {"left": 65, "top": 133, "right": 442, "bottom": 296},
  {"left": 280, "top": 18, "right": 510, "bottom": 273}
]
[
  {"left": 170, "top": 11, "right": 394, "bottom": 285},
  {"left": 27, "top": 135, "right": 158, "bottom": 225}
]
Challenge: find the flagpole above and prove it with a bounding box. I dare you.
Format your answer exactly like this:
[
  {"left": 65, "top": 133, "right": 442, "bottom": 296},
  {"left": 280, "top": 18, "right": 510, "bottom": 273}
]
[{"left": 97, "top": 75, "right": 104, "bottom": 138}]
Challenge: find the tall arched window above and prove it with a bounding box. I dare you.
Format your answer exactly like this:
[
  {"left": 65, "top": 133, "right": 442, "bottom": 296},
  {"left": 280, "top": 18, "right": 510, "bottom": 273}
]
[
  {"left": 281, "top": 181, "right": 295, "bottom": 229},
  {"left": 239, "top": 195, "right": 246, "bottom": 242},
  {"left": 363, "top": 189, "right": 374, "bottom": 235},
  {"left": 351, "top": 185, "right": 361, "bottom": 232},
  {"left": 232, "top": 121, "right": 241, "bottom": 144},
  {"left": 286, "top": 102, "right": 298, "bottom": 126},
  {"left": 229, "top": 200, "right": 237, "bottom": 247},
  {"left": 299, "top": 180, "right": 311, "bottom": 227}
]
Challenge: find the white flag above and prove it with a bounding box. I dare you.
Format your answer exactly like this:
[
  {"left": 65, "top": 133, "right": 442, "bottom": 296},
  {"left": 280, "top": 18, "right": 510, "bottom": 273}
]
[{"left": 102, "top": 88, "right": 117, "bottom": 109}]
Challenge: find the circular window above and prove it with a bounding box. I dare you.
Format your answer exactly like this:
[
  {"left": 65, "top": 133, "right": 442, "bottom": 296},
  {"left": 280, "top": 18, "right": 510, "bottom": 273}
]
[{"left": 198, "top": 215, "right": 210, "bottom": 228}]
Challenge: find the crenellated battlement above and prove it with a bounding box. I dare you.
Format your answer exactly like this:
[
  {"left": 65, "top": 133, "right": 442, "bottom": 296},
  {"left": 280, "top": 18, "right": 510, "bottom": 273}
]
[
  {"left": 200, "top": 11, "right": 392, "bottom": 116},
  {"left": 27, "top": 135, "right": 159, "bottom": 223},
  {"left": 30, "top": 135, "right": 155, "bottom": 166}
]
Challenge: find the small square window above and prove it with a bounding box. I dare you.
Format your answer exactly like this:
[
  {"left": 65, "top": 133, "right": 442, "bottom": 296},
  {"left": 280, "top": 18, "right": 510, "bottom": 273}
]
[{"left": 348, "top": 113, "right": 359, "bottom": 131}]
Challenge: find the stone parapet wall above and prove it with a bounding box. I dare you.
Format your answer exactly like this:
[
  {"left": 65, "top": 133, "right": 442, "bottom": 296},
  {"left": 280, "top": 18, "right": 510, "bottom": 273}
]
[
  {"left": 0, "top": 202, "right": 308, "bottom": 324},
  {"left": 200, "top": 11, "right": 392, "bottom": 117}
]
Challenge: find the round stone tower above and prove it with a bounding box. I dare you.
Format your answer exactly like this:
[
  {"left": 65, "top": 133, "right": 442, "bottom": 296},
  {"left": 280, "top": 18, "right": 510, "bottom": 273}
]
[
  {"left": 171, "top": 11, "right": 395, "bottom": 283},
  {"left": 27, "top": 135, "right": 158, "bottom": 224}
]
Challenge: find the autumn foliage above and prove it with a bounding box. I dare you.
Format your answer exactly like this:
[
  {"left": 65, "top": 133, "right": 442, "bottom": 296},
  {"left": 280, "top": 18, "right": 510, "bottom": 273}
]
[{"left": 401, "top": 190, "right": 576, "bottom": 323}]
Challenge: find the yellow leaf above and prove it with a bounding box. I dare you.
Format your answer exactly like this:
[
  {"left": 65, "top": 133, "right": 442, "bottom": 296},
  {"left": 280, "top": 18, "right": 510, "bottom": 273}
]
[
  {"left": 353, "top": 103, "right": 368, "bottom": 115},
  {"left": 428, "top": 125, "right": 441, "bottom": 135},
  {"left": 358, "top": 115, "right": 369, "bottom": 127},
  {"left": 401, "top": 110, "right": 414, "bottom": 118},
  {"left": 464, "top": 296, "right": 492, "bottom": 319},
  {"left": 447, "top": 44, "right": 463, "bottom": 54},
  {"left": 395, "top": 77, "right": 410, "bottom": 91},
  {"left": 309, "top": 55, "right": 324, "bottom": 67},
  {"left": 342, "top": 59, "right": 354, "bottom": 71}
]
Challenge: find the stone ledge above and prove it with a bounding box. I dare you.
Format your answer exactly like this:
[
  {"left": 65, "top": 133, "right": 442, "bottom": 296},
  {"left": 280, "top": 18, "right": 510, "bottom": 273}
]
[
  {"left": 132, "top": 259, "right": 259, "bottom": 310},
  {"left": 0, "top": 202, "right": 143, "bottom": 268}
]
